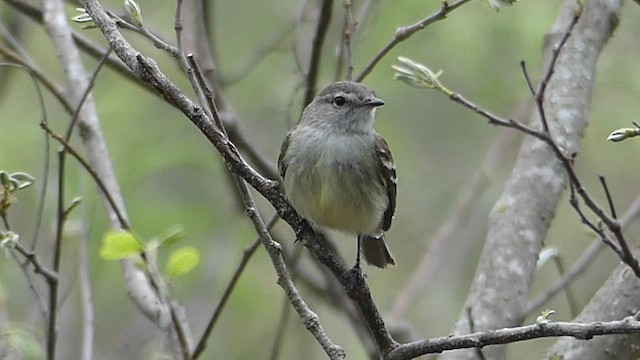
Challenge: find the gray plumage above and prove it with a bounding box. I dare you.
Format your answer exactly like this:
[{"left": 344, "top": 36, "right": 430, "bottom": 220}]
[{"left": 278, "top": 82, "right": 397, "bottom": 268}]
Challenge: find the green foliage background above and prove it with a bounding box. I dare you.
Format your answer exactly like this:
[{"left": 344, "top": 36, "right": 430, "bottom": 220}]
[{"left": 1, "top": 0, "right": 640, "bottom": 358}]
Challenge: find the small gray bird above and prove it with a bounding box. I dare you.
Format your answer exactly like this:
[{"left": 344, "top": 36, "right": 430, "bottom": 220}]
[{"left": 278, "top": 81, "right": 397, "bottom": 268}]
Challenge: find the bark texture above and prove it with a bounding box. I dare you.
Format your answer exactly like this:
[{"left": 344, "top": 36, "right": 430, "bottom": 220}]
[{"left": 441, "top": 0, "right": 622, "bottom": 358}]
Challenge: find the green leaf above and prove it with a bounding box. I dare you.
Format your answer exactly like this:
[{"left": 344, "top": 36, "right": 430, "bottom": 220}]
[
  {"left": 166, "top": 247, "right": 200, "bottom": 278},
  {"left": 100, "top": 230, "right": 143, "bottom": 260},
  {"left": 158, "top": 224, "right": 185, "bottom": 249}
]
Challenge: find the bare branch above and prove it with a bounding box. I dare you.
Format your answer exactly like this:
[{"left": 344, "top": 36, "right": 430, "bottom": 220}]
[
  {"left": 269, "top": 245, "right": 303, "bottom": 360},
  {"left": 386, "top": 317, "right": 640, "bottom": 360},
  {"left": 231, "top": 170, "right": 345, "bottom": 359},
  {"left": 303, "top": 0, "right": 333, "bottom": 107},
  {"left": 81, "top": 1, "right": 398, "bottom": 356},
  {"left": 355, "top": 0, "right": 473, "bottom": 82},
  {"left": 221, "top": 22, "right": 295, "bottom": 86},
  {"left": 192, "top": 216, "right": 277, "bottom": 359},
  {"left": 434, "top": 1, "right": 622, "bottom": 358},
  {"left": 43, "top": 0, "right": 174, "bottom": 343},
  {"left": 12, "top": 242, "right": 58, "bottom": 283},
  {"left": 39, "top": 123, "right": 129, "bottom": 229},
  {"left": 598, "top": 175, "right": 618, "bottom": 219},
  {"left": 341, "top": 0, "right": 355, "bottom": 81},
  {"left": 527, "top": 241, "right": 603, "bottom": 317}
]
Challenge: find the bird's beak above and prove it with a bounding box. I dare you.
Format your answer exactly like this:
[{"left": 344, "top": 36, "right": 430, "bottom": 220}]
[{"left": 363, "top": 97, "right": 385, "bottom": 107}]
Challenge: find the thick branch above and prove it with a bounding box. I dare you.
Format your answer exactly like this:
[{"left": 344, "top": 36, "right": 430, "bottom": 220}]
[
  {"left": 81, "top": 0, "right": 397, "bottom": 356},
  {"left": 441, "top": 1, "right": 621, "bottom": 359},
  {"left": 387, "top": 317, "right": 640, "bottom": 360},
  {"left": 543, "top": 264, "right": 640, "bottom": 359}
]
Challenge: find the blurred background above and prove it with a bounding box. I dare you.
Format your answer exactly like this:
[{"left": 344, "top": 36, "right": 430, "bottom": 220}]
[{"left": 1, "top": 0, "right": 640, "bottom": 359}]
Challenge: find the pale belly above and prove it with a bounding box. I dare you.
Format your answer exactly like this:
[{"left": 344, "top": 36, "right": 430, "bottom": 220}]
[{"left": 285, "top": 162, "right": 387, "bottom": 235}]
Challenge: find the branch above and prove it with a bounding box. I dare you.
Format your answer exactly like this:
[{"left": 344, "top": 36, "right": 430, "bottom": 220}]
[
  {"left": 39, "top": 123, "right": 129, "bottom": 229},
  {"left": 192, "top": 216, "right": 277, "bottom": 359},
  {"left": 302, "top": 0, "right": 333, "bottom": 107},
  {"left": 544, "top": 272, "right": 640, "bottom": 359},
  {"left": 525, "top": 194, "right": 640, "bottom": 316},
  {"left": 420, "top": 0, "right": 621, "bottom": 358},
  {"left": 13, "top": 242, "right": 58, "bottom": 283},
  {"left": 341, "top": 0, "right": 355, "bottom": 81},
  {"left": 386, "top": 317, "right": 640, "bottom": 360},
  {"left": 81, "top": 0, "right": 397, "bottom": 356},
  {"left": 3, "top": 0, "right": 154, "bottom": 93},
  {"left": 229, "top": 170, "right": 345, "bottom": 359},
  {"left": 355, "top": 0, "right": 473, "bottom": 82},
  {"left": 43, "top": 0, "right": 173, "bottom": 341}
]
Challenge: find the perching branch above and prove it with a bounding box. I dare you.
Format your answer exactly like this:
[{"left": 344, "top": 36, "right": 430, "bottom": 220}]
[{"left": 81, "top": 0, "right": 398, "bottom": 357}]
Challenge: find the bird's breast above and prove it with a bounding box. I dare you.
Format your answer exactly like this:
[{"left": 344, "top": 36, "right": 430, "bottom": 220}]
[{"left": 284, "top": 133, "right": 387, "bottom": 234}]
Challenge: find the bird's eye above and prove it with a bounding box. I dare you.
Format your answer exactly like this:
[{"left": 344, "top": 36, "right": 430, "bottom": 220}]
[{"left": 332, "top": 96, "right": 346, "bottom": 108}]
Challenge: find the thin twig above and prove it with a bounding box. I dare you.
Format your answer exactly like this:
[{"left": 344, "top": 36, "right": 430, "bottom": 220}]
[
  {"left": 234, "top": 174, "right": 346, "bottom": 359},
  {"left": 447, "top": 10, "right": 640, "bottom": 278},
  {"left": 192, "top": 215, "right": 278, "bottom": 359},
  {"left": 341, "top": 0, "right": 355, "bottom": 81},
  {"left": 568, "top": 185, "right": 621, "bottom": 256},
  {"left": 520, "top": 11, "right": 640, "bottom": 279},
  {"left": 269, "top": 244, "right": 303, "bottom": 360},
  {"left": 64, "top": 47, "right": 113, "bottom": 142},
  {"left": 550, "top": 254, "right": 579, "bottom": 317},
  {"left": 220, "top": 22, "right": 295, "bottom": 86},
  {"left": 9, "top": 250, "right": 49, "bottom": 322},
  {"left": 13, "top": 242, "right": 58, "bottom": 283},
  {"left": 303, "top": 0, "right": 333, "bottom": 107},
  {"left": 0, "top": 61, "right": 51, "bottom": 251},
  {"left": 465, "top": 307, "right": 486, "bottom": 360},
  {"left": 40, "top": 123, "right": 130, "bottom": 229},
  {"left": 143, "top": 246, "right": 193, "bottom": 360},
  {"left": 527, "top": 22, "right": 640, "bottom": 276},
  {"left": 47, "top": 148, "right": 66, "bottom": 360},
  {"left": 3, "top": 0, "right": 143, "bottom": 93},
  {"left": 521, "top": 10, "right": 580, "bottom": 136},
  {"left": 169, "top": 302, "right": 192, "bottom": 360},
  {"left": 187, "top": 55, "right": 226, "bottom": 136},
  {"left": 110, "top": 12, "right": 180, "bottom": 57},
  {"left": 0, "top": 46, "right": 72, "bottom": 112},
  {"left": 598, "top": 175, "right": 618, "bottom": 219},
  {"left": 525, "top": 241, "right": 603, "bottom": 317},
  {"left": 355, "top": 0, "right": 473, "bottom": 82}
]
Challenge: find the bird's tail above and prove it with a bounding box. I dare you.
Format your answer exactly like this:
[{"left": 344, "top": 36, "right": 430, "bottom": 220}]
[{"left": 360, "top": 234, "right": 396, "bottom": 268}]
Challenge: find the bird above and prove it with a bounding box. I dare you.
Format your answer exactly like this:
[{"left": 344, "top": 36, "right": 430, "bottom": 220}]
[{"left": 278, "top": 81, "right": 397, "bottom": 269}]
